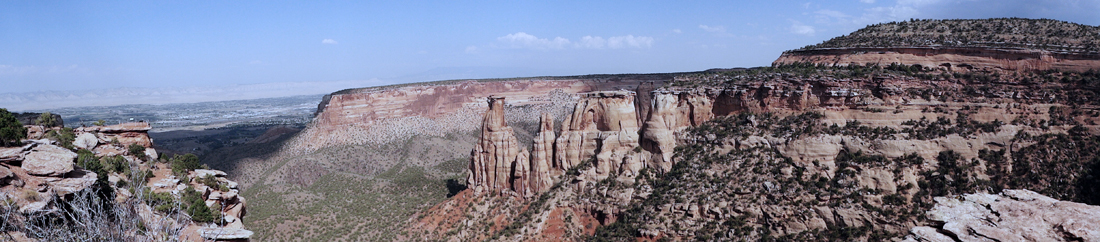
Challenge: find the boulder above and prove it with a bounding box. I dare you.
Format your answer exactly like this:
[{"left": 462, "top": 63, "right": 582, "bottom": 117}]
[
  {"left": 144, "top": 147, "right": 158, "bottom": 160},
  {"left": 72, "top": 133, "right": 98, "bottom": 150},
  {"left": 22, "top": 144, "right": 76, "bottom": 176},
  {"left": 0, "top": 165, "right": 12, "bottom": 181}
]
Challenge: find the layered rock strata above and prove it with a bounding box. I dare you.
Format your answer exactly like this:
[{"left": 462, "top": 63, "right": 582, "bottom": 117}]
[
  {"left": 298, "top": 75, "right": 672, "bottom": 151},
  {"left": 774, "top": 47, "right": 1100, "bottom": 72},
  {"left": 76, "top": 122, "right": 154, "bottom": 148}
]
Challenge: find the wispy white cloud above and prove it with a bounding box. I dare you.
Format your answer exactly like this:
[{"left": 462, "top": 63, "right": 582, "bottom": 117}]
[
  {"left": 0, "top": 64, "right": 90, "bottom": 75},
  {"left": 577, "top": 36, "right": 606, "bottom": 49},
  {"left": 672, "top": 29, "right": 682, "bottom": 34},
  {"left": 698, "top": 24, "right": 726, "bottom": 33},
  {"left": 494, "top": 32, "right": 653, "bottom": 50},
  {"left": 607, "top": 35, "right": 654, "bottom": 49},
  {"left": 790, "top": 20, "right": 816, "bottom": 35},
  {"left": 465, "top": 46, "right": 479, "bottom": 53},
  {"left": 860, "top": 0, "right": 876, "bottom": 3},
  {"left": 497, "top": 32, "right": 571, "bottom": 50},
  {"left": 576, "top": 35, "right": 654, "bottom": 49},
  {"left": 322, "top": 39, "right": 338, "bottom": 44},
  {"left": 0, "top": 65, "right": 35, "bottom": 75}
]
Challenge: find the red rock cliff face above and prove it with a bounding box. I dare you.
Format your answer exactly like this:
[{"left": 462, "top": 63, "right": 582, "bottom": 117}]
[
  {"left": 774, "top": 47, "right": 1100, "bottom": 72},
  {"left": 294, "top": 77, "right": 669, "bottom": 152}
]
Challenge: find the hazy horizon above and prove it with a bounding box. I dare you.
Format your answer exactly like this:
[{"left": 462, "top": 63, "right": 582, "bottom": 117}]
[{"left": 3, "top": 0, "right": 1098, "bottom": 110}]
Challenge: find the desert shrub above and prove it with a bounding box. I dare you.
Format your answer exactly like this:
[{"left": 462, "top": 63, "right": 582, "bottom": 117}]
[
  {"left": 170, "top": 153, "right": 203, "bottom": 175},
  {"left": 196, "top": 174, "right": 220, "bottom": 189},
  {"left": 187, "top": 197, "right": 215, "bottom": 223},
  {"left": 0, "top": 108, "right": 26, "bottom": 147},
  {"left": 128, "top": 144, "right": 147, "bottom": 160},
  {"left": 35, "top": 112, "right": 60, "bottom": 127},
  {"left": 44, "top": 127, "right": 76, "bottom": 149},
  {"left": 101, "top": 155, "right": 130, "bottom": 174}
]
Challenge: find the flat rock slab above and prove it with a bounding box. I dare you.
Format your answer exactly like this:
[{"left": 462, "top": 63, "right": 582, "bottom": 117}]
[
  {"left": 0, "top": 143, "right": 35, "bottom": 163},
  {"left": 191, "top": 169, "right": 227, "bottom": 178},
  {"left": 905, "top": 189, "right": 1100, "bottom": 242},
  {"left": 22, "top": 144, "right": 75, "bottom": 176},
  {"left": 197, "top": 227, "right": 253, "bottom": 240},
  {"left": 50, "top": 169, "right": 97, "bottom": 195}
]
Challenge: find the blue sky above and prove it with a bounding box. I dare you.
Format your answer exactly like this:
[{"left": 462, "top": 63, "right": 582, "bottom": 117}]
[{"left": 1, "top": 0, "right": 1098, "bottom": 108}]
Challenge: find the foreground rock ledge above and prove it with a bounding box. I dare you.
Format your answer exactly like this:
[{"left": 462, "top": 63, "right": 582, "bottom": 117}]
[
  {"left": 905, "top": 189, "right": 1100, "bottom": 242},
  {"left": 197, "top": 227, "right": 254, "bottom": 240}
]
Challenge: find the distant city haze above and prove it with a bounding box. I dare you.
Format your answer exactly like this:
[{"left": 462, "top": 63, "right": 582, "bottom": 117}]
[{"left": 2, "top": 0, "right": 1098, "bottom": 110}]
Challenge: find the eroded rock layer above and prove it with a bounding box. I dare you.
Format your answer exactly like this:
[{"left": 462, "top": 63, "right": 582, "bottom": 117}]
[{"left": 774, "top": 47, "right": 1100, "bottom": 72}]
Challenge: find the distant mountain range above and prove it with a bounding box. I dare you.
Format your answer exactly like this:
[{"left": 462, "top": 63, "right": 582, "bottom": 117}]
[{"left": 0, "top": 80, "right": 389, "bottom": 111}]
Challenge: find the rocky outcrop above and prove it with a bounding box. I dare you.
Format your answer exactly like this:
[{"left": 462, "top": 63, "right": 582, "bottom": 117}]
[
  {"left": 1, "top": 121, "right": 251, "bottom": 241},
  {"left": 555, "top": 91, "right": 645, "bottom": 180},
  {"left": 642, "top": 89, "right": 715, "bottom": 172},
  {"left": 0, "top": 140, "right": 97, "bottom": 213},
  {"left": 905, "top": 189, "right": 1100, "bottom": 242},
  {"left": 187, "top": 169, "right": 249, "bottom": 230},
  {"left": 468, "top": 97, "right": 530, "bottom": 196},
  {"left": 77, "top": 122, "right": 154, "bottom": 148}
]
